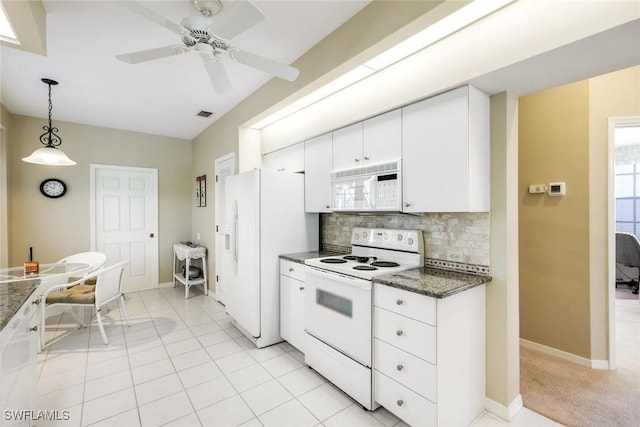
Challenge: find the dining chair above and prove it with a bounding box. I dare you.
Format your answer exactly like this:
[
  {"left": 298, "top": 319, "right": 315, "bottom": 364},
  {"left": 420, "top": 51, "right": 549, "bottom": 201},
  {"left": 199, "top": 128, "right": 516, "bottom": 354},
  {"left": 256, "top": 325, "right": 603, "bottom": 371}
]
[
  {"left": 37, "top": 251, "right": 107, "bottom": 349},
  {"left": 41, "top": 261, "right": 131, "bottom": 347}
]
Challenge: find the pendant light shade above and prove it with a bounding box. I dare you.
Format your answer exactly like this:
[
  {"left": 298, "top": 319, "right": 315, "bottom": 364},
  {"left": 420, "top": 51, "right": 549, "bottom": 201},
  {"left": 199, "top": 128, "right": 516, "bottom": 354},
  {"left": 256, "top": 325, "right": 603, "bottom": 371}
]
[
  {"left": 22, "top": 78, "right": 76, "bottom": 166},
  {"left": 22, "top": 146, "right": 76, "bottom": 166}
]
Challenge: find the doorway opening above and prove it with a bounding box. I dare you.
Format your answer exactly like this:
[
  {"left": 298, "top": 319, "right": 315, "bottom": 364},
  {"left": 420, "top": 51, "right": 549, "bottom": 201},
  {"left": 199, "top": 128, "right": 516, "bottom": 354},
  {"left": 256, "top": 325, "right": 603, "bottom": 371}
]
[{"left": 609, "top": 118, "right": 640, "bottom": 371}]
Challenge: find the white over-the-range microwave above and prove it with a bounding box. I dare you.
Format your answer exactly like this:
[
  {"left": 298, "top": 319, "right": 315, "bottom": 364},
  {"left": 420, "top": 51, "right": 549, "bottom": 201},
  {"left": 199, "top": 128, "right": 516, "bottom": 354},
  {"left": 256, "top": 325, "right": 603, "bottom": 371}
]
[{"left": 330, "top": 160, "right": 401, "bottom": 212}]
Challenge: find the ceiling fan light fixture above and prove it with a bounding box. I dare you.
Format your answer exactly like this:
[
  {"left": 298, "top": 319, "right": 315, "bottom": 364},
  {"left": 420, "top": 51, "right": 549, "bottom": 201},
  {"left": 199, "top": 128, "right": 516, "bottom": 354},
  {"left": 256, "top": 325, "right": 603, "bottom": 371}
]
[{"left": 22, "top": 78, "right": 76, "bottom": 166}]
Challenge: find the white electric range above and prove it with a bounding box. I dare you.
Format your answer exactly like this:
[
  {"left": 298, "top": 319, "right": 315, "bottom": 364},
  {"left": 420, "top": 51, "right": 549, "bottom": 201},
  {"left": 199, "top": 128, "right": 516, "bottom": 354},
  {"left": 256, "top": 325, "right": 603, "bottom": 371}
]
[{"left": 303, "top": 227, "right": 424, "bottom": 410}]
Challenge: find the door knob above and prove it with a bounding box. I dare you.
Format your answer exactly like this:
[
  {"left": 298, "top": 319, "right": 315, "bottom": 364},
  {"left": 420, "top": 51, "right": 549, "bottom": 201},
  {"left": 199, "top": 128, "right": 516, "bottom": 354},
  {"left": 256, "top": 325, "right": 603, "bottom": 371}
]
[{"left": 150, "top": 233, "right": 155, "bottom": 238}]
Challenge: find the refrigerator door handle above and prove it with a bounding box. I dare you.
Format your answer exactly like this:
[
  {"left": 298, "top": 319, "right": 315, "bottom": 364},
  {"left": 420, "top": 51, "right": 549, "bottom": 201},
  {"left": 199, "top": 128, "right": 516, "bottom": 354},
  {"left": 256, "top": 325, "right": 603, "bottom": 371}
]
[{"left": 232, "top": 201, "right": 239, "bottom": 275}]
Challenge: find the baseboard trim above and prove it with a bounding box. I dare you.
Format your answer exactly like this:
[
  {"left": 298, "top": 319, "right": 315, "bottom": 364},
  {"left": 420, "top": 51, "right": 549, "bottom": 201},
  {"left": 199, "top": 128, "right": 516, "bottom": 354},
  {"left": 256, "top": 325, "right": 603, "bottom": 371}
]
[
  {"left": 158, "top": 281, "right": 174, "bottom": 289},
  {"left": 520, "top": 338, "right": 609, "bottom": 370},
  {"left": 485, "top": 394, "right": 523, "bottom": 421}
]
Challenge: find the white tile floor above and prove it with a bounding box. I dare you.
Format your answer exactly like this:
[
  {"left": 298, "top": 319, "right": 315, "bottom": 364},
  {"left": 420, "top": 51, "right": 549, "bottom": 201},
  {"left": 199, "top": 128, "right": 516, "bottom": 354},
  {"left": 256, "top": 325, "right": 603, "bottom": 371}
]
[{"left": 36, "top": 286, "right": 557, "bottom": 427}]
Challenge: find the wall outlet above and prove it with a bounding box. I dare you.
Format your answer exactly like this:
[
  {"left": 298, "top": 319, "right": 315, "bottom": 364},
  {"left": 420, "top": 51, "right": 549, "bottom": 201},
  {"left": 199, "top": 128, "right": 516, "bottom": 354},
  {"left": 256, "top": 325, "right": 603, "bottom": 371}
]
[{"left": 447, "top": 250, "right": 463, "bottom": 262}]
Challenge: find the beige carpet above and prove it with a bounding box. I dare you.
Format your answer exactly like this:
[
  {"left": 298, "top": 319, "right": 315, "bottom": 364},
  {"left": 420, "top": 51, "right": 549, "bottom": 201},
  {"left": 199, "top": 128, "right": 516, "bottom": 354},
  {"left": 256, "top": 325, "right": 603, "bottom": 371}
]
[{"left": 521, "top": 300, "right": 640, "bottom": 427}]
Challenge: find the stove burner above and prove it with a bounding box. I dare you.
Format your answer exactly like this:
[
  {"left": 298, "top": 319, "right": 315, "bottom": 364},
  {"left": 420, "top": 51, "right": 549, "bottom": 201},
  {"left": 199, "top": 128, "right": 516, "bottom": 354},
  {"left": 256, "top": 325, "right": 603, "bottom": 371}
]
[
  {"left": 343, "top": 255, "right": 357, "bottom": 261},
  {"left": 370, "top": 261, "right": 400, "bottom": 268},
  {"left": 320, "top": 258, "right": 348, "bottom": 264},
  {"left": 353, "top": 265, "right": 378, "bottom": 271}
]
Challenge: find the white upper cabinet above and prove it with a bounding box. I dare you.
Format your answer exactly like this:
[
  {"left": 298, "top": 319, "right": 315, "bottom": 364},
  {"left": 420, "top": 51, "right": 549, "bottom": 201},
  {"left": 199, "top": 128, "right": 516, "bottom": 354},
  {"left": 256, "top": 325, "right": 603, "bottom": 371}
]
[
  {"left": 262, "top": 142, "right": 305, "bottom": 173},
  {"left": 402, "top": 85, "right": 489, "bottom": 213},
  {"left": 304, "top": 133, "right": 333, "bottom": 212},
  {"left": 362, "top": 109, "right": 402, "bottom": 165},
  {"left": 332, "top": 122, "right": 363, "bottom": 171},
  {"left": 333, "top": 110, "right": 402, "bottom": 171}
]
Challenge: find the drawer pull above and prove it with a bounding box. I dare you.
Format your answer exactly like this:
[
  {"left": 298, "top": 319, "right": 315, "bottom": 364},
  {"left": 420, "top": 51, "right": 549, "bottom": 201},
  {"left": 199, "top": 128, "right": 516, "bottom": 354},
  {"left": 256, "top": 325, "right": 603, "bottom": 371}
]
[
  {"left": 395, "top": 299, "right": 403, "bottom": 305},
  {"left": 396, "top": 330, "right": 404, "bottom": 336},
  {"left": 289, "top": 267, "right": 294, "bottom": 272},
  {"left": 396, "top": 364, "right": 403, "bottom": 371},
  {"left": 396, "top": 400, "right": 404, "bottom": 407},
  {"left": 299, "top": 286, "right": 305, "bottom": 291},
  {"left": 30, "top": 325, "right": 38, "bottom": 332}
]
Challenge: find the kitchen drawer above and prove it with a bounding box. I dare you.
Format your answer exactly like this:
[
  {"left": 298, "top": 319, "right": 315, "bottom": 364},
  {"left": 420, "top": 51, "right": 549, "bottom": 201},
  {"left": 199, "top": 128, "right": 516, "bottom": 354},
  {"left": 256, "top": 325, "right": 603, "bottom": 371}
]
[
  {"left": 374, "top": 307, "right": 436, "bottom": 363},
  {"left": 375, "top": 371, "right": 436, "bottom": 427},
  {"left": 374, "top": 338, "right": 436, "bottom": 402},
  {"left": 374, "top": 283, "right": 436, "bottom": 326},
  {"left": 280, "top": 259, "right": 306, "bottom": 281}
]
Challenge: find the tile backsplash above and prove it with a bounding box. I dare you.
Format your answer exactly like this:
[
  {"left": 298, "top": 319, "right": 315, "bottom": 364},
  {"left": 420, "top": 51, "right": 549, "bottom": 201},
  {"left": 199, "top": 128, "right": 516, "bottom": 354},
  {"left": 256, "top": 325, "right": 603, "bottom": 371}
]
[{"left": 321, "top": 212, "right": 490, "bottom": 274}]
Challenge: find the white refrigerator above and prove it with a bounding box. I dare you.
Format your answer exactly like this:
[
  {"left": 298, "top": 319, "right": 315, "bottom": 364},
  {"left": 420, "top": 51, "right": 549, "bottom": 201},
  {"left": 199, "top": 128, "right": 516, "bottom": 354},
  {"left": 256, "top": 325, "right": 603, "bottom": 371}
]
[{"left": 222, "top": 169, "right": 319, "bottom": 348}]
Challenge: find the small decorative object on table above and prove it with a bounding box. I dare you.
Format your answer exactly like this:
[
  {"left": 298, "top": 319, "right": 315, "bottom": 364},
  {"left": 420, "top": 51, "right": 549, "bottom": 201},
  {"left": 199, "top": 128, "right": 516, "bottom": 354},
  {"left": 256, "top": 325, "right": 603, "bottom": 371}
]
[{"left": 24, "top": 261, "right": 39, "bottom": 276}]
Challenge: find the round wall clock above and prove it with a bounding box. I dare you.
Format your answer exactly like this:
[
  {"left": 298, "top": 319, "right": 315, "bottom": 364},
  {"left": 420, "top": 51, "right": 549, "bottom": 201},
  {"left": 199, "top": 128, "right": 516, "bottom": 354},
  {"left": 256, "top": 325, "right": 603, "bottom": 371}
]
[{"left": 40, "top": 178, "right": 67, "bottom": 198}]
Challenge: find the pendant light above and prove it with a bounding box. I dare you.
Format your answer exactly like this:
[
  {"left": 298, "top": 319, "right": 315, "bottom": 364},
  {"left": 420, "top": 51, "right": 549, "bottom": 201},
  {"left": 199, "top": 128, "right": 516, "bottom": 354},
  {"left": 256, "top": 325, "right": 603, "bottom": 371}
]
[{"left": 22, "top": 78, "right": 76, "bottom": 166}]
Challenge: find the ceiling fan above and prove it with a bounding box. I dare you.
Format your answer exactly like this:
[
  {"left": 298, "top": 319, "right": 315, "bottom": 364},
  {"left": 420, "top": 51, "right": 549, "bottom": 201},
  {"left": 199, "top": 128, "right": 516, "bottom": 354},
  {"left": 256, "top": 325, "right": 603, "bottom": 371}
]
[{"left": 115, "top": 0, "right": 300, "bottom": 93}]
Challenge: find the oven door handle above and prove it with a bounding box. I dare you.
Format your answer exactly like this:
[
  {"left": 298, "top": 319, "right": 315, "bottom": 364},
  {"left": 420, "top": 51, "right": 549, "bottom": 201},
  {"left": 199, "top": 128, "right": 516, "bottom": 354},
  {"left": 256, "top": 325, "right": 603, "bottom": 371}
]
[{"left": 306, "top": 266, "right": 371, "bottom": 291}]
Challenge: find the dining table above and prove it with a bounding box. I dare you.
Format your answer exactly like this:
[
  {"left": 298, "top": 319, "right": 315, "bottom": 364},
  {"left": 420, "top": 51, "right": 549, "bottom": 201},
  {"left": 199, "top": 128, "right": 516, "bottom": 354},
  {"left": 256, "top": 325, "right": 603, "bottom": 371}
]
[{"left": 0, "top": 262, "right": 91, "bottom": 333}]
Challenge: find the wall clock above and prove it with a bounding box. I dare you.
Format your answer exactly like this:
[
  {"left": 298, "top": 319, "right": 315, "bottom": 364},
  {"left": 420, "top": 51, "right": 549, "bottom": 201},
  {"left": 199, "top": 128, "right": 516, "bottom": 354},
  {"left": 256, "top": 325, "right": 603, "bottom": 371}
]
[{"left": 40, "top": 178, "right": 67, "bottom": 198}]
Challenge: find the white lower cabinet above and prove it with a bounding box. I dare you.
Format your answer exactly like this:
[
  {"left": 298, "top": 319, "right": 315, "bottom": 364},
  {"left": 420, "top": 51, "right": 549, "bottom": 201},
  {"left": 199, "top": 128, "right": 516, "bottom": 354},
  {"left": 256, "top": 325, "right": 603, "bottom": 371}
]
[
  {"left": 373, "top": 283, "right": 486, "bottom": 426},
  {"left": 0, "top": 291, "right": 39, "bottom": 426},
  {"left": 279, "top": 259, "right": 307, "bottom": 352}
]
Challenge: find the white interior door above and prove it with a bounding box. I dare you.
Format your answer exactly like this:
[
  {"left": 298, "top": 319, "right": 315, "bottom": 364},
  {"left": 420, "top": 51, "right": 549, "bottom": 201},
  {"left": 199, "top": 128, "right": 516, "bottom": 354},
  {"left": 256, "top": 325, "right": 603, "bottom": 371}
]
[
  {"left": 214, "top": 152, "right": 235, "bottom": 304},
  {"left": 91, "top": 164, "right": 158, "bottom": 292}
]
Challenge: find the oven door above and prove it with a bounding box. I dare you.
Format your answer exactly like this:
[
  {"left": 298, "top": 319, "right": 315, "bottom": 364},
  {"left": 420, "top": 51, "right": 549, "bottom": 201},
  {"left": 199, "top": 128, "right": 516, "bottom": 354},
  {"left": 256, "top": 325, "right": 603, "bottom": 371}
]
[{"left": 305, "top": 266, "right": 372, "bottom": 366}]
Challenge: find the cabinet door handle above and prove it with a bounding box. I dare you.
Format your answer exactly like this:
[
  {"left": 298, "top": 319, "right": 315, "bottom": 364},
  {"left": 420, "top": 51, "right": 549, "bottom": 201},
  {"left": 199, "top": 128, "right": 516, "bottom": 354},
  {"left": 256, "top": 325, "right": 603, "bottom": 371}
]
[
  {"left": 30, "top": 325, "right": 39, "bottom": 332},
  {"left": 354, "top": 158, "right": 360, "bottom": 162},
  {"left": 299, "top": 286, "right": 305, "bottom": 291},
  {"left": 396, "top": 400, "right": 404, "bottom": 407},
  {"left": 325, "top": 205, "right": 330, "bottom": 209},
  {"left": 396, "top": 299, "right": 403, "bottom": 305},
  {"left": 396, "top": 364, "right": 403, "bottom": 371},
  {"left": 396, "top": 330, "right": 404, "bottom": 336},
  {"left": 404, "top": 202, "right": 411, "bottom": 207},
  {"left": 289, "top": 268, "right": 294, "bottom": 272},
  {"left": 364, "top": 156, "right": 370, "bottom": 161}
]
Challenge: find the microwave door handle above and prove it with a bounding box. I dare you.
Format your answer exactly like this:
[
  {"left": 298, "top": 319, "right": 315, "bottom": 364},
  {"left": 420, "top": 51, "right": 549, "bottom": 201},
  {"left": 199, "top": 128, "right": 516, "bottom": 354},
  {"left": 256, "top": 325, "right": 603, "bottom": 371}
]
[{"left": 307, "top": 267, "right": 371, "bottom": 291}]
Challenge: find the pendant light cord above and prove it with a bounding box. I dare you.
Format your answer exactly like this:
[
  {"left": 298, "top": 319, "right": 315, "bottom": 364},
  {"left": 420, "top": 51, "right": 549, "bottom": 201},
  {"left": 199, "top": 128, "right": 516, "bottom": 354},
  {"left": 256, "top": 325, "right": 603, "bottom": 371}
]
[{"left": 39, "top": 80, "right": 62, "bottom": 148}]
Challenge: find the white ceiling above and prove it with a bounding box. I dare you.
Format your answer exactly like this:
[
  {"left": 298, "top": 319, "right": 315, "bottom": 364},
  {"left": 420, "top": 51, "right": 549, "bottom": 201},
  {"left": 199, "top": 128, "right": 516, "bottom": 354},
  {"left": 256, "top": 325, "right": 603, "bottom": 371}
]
[{"left": 0, "top": 0, "right": 370, "bottom": 140}]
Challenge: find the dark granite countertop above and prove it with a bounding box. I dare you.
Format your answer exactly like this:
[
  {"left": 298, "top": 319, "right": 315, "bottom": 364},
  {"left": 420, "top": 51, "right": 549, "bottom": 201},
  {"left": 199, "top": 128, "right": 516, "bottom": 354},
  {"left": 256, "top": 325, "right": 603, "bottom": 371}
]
[
  {"left": 0, "top": 279, "right": 40, "bottom": 332},
  {"left": 373, "top": 267, "right": 491, "bottom": 299},
  {"left": 279, "top": 251, "right": 345, "bottom": 264}
]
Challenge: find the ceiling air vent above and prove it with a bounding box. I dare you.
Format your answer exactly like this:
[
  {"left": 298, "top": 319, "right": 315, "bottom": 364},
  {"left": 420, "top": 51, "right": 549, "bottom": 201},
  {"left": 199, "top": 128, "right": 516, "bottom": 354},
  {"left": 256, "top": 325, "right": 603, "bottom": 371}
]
[{"left": 197, "top": 110, "right": 213, "bottom": 118}]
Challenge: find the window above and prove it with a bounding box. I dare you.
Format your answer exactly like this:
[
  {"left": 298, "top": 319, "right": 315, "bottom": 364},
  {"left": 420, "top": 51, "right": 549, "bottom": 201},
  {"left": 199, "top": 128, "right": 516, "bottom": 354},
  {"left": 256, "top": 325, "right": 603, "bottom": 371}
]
[{"left": 615, "top": 163, "right": 640, "bottom": 235}]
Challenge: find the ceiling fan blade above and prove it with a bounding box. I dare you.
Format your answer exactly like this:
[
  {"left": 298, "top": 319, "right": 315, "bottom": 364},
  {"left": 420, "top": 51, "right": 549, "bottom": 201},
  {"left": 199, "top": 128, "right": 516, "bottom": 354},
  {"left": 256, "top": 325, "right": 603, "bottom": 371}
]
[
  {"left": 117, "top": 45, "right": 187, "bottom": 64},
  {"left": 209, "top": 0, "right": 266, "bottom": 40},
  {"left": 232, "top": 50, "right": 300, "bottom": 82},
  {"left": 116, "top": 1, "right": 185, "bottom": 35},
  {"left": 204, "top": 60, "right": 233, "bottom": 93}
]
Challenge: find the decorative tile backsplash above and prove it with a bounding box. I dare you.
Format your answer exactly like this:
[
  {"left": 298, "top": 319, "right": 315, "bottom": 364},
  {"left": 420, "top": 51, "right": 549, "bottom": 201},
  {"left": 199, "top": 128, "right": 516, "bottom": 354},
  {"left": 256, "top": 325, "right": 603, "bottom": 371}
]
[{"left": 320, "top": 212, "right": 490, "bottom": 274}]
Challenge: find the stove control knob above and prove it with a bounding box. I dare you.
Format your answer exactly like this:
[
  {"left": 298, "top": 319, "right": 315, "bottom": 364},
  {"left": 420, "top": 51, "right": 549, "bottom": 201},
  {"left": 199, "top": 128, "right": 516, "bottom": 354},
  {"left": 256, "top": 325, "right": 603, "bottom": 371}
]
[
  {"left": 396, "top": 330, "right": 404, "bottom": 336},
  {"left": 408, "top": 237, "right": 414, "bottom": 245},
  {"left": 397, "top": 234, "right": 402, "bottom": 241},
  {"left": 354, "top": 233, "right": 360, "bottom": 240},
  {"left": 362, "top": 231, "right": 368, "bottom": 238}
]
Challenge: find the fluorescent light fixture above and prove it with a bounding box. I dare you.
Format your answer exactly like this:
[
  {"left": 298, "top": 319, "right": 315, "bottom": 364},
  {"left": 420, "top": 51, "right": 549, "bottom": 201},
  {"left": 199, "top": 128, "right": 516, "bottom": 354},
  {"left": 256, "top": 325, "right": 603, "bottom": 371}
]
[
  {"left": 250, "top": 66, "right": 376, "bottom": 129},
  {"left": 366, "top": 0, "right": 516, "bottom": 71},
  {"left": 250, "top": 0, "right": 516, "bottom": 130},
  {"left": 0, "top": 2, "right": 18, "bottom": 43}
]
